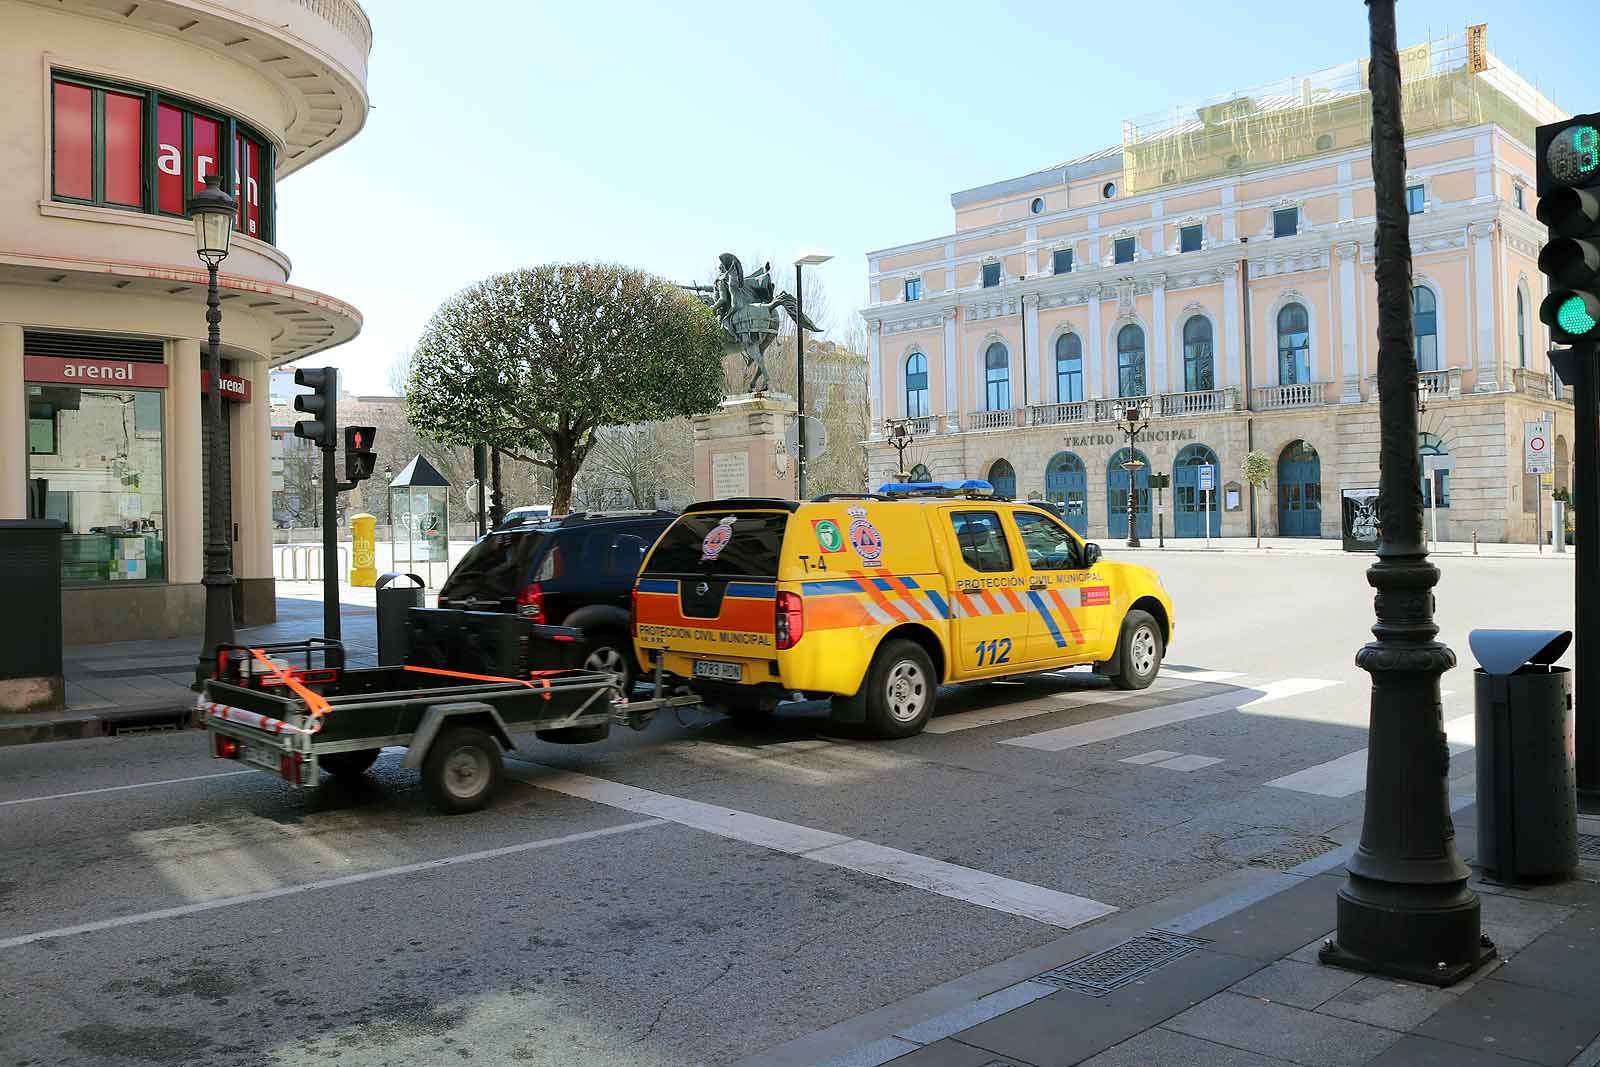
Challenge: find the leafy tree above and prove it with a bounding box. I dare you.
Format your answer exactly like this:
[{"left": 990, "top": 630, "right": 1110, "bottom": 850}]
[
  {"left": 406, "top": 263, "right": 725, "bottom": 515},
  {"left": 1242, "top": 450, "right": 1272, "bottom": 548}
]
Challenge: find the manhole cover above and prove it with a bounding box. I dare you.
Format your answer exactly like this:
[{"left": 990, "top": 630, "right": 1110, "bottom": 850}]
[
  {"left": 1249, "top": 836, "right": 1341, "bottom": 871},
  {"left": 1033, "top": 932, "right": 1211, "bottom": 997},
  {"left": 1579, "top": 834, "right": 1600, "bottom": 860}
]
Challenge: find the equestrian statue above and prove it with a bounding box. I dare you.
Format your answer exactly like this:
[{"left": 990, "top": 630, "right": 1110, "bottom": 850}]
[{"left": 685, "top": 253, "right": 822, "bottom": 394}]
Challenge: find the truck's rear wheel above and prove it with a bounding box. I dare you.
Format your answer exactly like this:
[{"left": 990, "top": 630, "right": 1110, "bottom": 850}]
[
  {"left": 320, "top": 748, "right": 381, "bottom": 777},
  {"left": 1111, "top": 610, "right": 1163, "bottom": 690},
  {"left": 863, "top": 639, "right": 937, "bottom": 739},
  {"left": 421, "top": 726, "right": 502, "bottom": 814}
]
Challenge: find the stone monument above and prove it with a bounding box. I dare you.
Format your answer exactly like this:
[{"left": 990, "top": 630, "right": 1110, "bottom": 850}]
[{"left": 687, "top": 253, "right": 819, "bottom": 501}]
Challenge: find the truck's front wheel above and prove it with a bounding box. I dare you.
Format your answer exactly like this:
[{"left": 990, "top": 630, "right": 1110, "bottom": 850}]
[
  {"left": 421, "top": 726, "right": 502, "bottom": 814},
  {"left": 862, "top": 640, "right": 937, "bottom": 739}
]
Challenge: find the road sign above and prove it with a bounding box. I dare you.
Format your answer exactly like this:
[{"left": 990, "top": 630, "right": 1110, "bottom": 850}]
[
  {"left": 1198, "top": 464, "right": 1216, "bottom": 491},
  {"left": 1525, "top": 418, "right": 1553, "bottom": 474},
  {"left": 787, "top": 415, "right": 828, "bottom": 455}
]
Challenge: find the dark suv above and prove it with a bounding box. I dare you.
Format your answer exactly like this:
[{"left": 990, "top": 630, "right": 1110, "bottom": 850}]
[{"left": 438, "top": 510, "right": 675, "bottom": 689}]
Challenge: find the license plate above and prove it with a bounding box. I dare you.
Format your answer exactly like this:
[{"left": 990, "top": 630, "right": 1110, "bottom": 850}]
[
  {"left": 240, "top": 741, "right": 281, "bottom": 773},
  {"left": 693, "top": 660, "right": 743, "bottom": 682}
]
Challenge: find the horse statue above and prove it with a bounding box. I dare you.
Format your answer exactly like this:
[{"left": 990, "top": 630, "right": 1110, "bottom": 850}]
[{"left": 688, "top": 253, "right": 822, "bottom": 394}]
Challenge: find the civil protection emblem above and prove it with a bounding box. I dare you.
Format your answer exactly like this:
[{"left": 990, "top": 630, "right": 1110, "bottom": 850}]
[{"left": 846, "top": 506, "right": 885, "bottom": 567}]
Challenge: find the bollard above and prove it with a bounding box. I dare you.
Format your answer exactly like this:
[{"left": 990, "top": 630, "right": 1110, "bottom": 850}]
[{"left": 1472, "top": 529, "right": 1478, "bottom": 556}]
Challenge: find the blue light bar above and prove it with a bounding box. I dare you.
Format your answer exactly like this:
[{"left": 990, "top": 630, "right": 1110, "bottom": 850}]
[{"left": 878, "top": 480, "right": 995, "bottom": 497}]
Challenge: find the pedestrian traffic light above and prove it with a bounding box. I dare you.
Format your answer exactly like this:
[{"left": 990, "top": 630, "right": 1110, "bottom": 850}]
[
  {"left": 293, "top": 366, "right": 337, "bottom": 447},
  {"left": 344, "top": 425, "right": 377, "bottom": 483},
  {"left": 1537, "top": 115, "right": 1600, "bottom": 344}
]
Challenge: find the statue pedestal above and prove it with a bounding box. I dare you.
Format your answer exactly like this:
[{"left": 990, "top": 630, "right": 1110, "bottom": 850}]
[{"left": 692, "top": 393, "right": 796, "bottom": 502}]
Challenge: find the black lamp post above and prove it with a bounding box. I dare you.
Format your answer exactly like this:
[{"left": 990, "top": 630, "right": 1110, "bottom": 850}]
[
  {"left": 383, "top": 464, "right": 394, "bottom": 528},
  {"left": 794, "top": 251, "right": 832, "bottom": 499},
  {"left": 1319, "top": 0, "right": 1493, "bottom": 987},
  {"left": 189, "top": 173, "right": 237, "bottom": 688},
  {"left": 886, "top": 419, "right": 916, "bottom": 481},
  {"left": 1118, "top": 403, "right": 1149, "bottom": 548}
]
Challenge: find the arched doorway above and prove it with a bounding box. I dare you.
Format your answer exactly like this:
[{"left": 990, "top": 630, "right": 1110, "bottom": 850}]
[
  {"left": 1555, "top": 436, "right": 1570, "bottom": 496},
  {"left": 1277, "top": 440, "right": 1322, "bottom": 537},
  {"left": 1045, "top": 452, "right": 1088, "bottom": 536},
  {"left": 987, "top": 459, "right": 1016, "bottom": 498},
  {"left": 908, "top": 463, "right": 931, "bottom": 483},
  {"left": 1107, "top": 448, "right": 1152, "bottom": 540},
  {"left": 1173, "top": 444, "right": 1221, "bottom": 538}
]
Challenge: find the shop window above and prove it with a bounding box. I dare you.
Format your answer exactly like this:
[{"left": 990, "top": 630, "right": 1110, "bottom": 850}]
[
  {"left": 26, "top": 384, "right": 167, "bottom": 583},
  {"left": 53, "top": 72, "right": 274, "bottom": 241}
]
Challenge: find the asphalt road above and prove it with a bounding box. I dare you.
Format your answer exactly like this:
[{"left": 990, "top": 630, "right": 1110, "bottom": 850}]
[{"left": 0, "top": 549, "right": 1577, "bottom": 1066}]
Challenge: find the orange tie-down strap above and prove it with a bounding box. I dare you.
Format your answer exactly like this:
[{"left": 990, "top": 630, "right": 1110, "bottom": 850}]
[
  {"left": 249, "top": 647, "right": 333, "bottom": 728},
  {"left": 402, "top": 664, "right": 555, "bottom": 700}
]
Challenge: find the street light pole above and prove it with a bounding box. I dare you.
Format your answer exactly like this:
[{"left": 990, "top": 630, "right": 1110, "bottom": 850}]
[
  {"left": 794, "top": 251, "right": 833, "bottom": 500},
  {"left": 1320, "top": 0, "right": 1492, "bottom": 986},
  {"left": 188, "top": 173, "right": 237, "bottom": 688},
  {"left": 1119, "top": 404, "right": 1148, "bottom": 548},
  {"left": 886, "top": 419, "right": 916, "bottom": 481}
]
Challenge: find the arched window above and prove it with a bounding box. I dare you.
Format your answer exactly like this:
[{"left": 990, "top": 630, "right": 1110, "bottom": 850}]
[
  {"left": 984, "top": 342, "right": 1010, "bottom": 411},
  {"left": 1055, "top": 333, "right": 1083, "bottom": 403},
  {"left": 1414, "top": 287, "right": 1439, "bottom": 372},
  {"left": 905, "top": 352, "right": 929, "bottom": 418},
  {"left": 908, "top": 463, "right": 931, "bottom": 482},
  {"left": 987, "top": 459, "right": 1016, "bottom": 498},
  {"left": 1420, "top": 432, "right": 1450, "bottom": 509},
  {"left": 1174, "top": 444, "right": 1221, "bottom": 538},
  {"left": 1517, "top": 287, "right": 1528, "bottom": 369},
  {"left": 1117, "top": 325, "right": 1147, "bottom": 398},
  {"left": 1277, "top": 303, "right": 1310, "bottom": 385},
  {"left": 1182, "top": 317, "right": 1215, "bottom": 392}
]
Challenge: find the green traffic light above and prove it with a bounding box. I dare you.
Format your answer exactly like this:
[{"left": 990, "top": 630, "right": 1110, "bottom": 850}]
[
  {"left": 1548, "top": 124, "right": 1600, "bottom": 185},
  {"left": 1557, "top": 294, "right": 1598, "bottom": 335}
]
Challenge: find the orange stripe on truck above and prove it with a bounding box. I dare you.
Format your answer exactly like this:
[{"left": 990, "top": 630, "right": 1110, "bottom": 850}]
[{"left": 634, "top": 592, "right": 773, "bottom": 633}]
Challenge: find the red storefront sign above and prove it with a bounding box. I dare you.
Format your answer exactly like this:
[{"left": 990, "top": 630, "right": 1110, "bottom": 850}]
[
  {"left": 200, "top": 370, "right": 251, "bottom": 402},
  {"left": 24, "top": 355, "right": 168, "bottom": 388}
]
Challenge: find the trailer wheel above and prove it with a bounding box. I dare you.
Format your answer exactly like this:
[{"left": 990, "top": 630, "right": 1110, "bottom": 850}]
[
  {"left": 421, "top": 726, "right": 502, "bottom": 814},
  {"left": 320, "top": 748, "right": 381, "bottom": 777}
]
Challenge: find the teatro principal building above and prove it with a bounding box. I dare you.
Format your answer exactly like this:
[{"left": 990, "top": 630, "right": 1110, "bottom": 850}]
[{"left": 862, "top": 27, "right": 1573, "bottom": 544}]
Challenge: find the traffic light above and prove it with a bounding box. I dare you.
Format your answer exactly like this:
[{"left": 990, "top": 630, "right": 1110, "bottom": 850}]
[
  {"left": 1537, "top": 115, "right": 1600, "bottom": 344},
  {"left": 344, "top": 425, "right": 377, "bottom": 483},
  {"left": 293, "top": 366, "right": 337, "bottom": 447}
]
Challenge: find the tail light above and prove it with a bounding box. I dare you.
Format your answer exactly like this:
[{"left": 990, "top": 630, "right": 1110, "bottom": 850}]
[
  {"left": 516, "top": 582, "right": 545, "bottom": 622},
  {"left": 280, "top": 752, "right": 303, "bottom": 786},
  {"left": 213, "top": 734, "right": 240, "bottom": 759},
  {"left": 775, "top": 591, "right": 804, "bottom": 650}
]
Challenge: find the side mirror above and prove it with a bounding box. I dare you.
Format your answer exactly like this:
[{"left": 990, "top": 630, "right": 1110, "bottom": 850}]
[{"left": 1084, "top": 542, "right": 1102, "bottom": 566}]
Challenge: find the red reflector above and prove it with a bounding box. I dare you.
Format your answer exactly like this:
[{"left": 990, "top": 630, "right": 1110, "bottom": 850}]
[
  {"left": 775, "top": 591, "right": 804, "bottom": 650},
  {"left": 279, "top": 752, "right": 300, "bottom": 785},
  {"left": 213, "top": 734, "right": 239, "bottom": 759},
  {"left": 550, "top": 633, "right": 576, "bottom": 642}
]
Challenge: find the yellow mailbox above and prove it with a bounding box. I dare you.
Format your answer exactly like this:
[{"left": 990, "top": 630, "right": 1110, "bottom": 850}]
[{"left": 350, "top": 513, "right": 377, "bottom": 588}]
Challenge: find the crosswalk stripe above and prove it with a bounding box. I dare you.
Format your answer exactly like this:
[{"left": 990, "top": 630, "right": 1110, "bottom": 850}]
[
  {"left": 924, "top": 674, "right": 1211, "bottom": 734},
  {"left": 1267, "top": 713, "right": 1476, "bottom": 797},
  {"left": 999, "top": 677, "right": 1342, "bottom": 752}
]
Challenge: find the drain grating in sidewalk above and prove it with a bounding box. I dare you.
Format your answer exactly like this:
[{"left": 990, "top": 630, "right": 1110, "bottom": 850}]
[
  {"left": 1032, "top": 931, "right": 1212, "bottom": 997},
  {"left": 1580, "top": 834, "right": 1600, "bottom": 860},
  {"left": 1249, "top": 835, "right": 1341, "bottom": 872}
]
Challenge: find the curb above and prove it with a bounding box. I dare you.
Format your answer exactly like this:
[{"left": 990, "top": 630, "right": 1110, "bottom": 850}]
[{"left": 0, "top": 701, "right": 194, "bottom": 747}]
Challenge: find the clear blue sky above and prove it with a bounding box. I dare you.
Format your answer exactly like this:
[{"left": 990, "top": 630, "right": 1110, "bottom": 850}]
[{"left": 275, "top": 0, "right": 1588, "bottom": 395}]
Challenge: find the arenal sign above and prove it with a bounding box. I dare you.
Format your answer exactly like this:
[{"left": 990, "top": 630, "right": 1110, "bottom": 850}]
[
  {"left": 24, "top": 355, "right": 168, "bottom": 389},
  {"left": 200, "top": 370, "right": 252, "bottom": 403}
]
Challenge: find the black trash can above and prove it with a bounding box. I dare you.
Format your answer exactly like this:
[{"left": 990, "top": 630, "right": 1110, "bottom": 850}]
[
  {"left": 0, "top": 520, "right": 65, "bottom": 711},
  {"left": 376, "top": 572, "right": 425, "bottom": 665},
  {"left": 1470, "top": 629, "right": 1578, "bottom": 883}
]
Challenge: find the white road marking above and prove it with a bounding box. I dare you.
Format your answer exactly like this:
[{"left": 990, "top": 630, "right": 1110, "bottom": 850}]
[
  {"left": 0, "top": 770, "right": 257, "bottom": 808},
  {"left": 1153, "top": 754, "right": 1223, "bottom": 772},
  {"left": 1159, "top": 669, "right": 1245, "bottom": 683},
  {"left": 1001, "top": 677, "right": 1342, "bottom": 752},
  {"left": 1269, "top": 713, "right": 1476, "bottom": 798},
  {"left": 0, "top": 819, "right": 663, "bottom": 951},
  {"left": 1121, "top": 750, "right": 1184, "bottom": 765},
  {"left": 514, "top": 765, "right": 1117, "bottom": 930},
  {"left": 925, "top": 675, "right": 1207, "bottom": 734}
]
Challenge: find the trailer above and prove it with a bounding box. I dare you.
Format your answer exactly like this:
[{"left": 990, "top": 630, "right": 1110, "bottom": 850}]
[{"left": 197, "top": 638, "right": 698, "bottom": 813}]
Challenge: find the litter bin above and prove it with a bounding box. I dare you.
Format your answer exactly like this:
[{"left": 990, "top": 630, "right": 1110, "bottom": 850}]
[
  {"left": 0, "top": 520, "right": 65, "bottom": 711},
  {"left": 376, "top": 572, "right": 425, "bottom": 665},
  {"left": 1470, "top": 629, "right": 1578, "bottom": 883}
]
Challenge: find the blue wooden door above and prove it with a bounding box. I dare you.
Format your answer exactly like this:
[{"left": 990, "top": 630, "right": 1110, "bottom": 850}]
[
  {"left": 1278, "top": 443, "right": 1322, "bottom": 537},
  {"left": 1107, "top": 449, "right": 1152, "bottom": 539},
  {"left": 1174, "top": 447, "right": 1221, "bottom": 538},
  {"left": 1045, "top": 452, "right": 1088, "bottom": 537}
]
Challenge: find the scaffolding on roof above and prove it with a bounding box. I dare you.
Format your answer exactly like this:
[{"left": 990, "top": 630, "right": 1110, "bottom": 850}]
[{"left": 1118, "top": 28, "right": 1566, "bottom": 196}]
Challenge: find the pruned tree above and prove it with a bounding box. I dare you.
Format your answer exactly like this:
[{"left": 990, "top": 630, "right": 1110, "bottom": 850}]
[
  {"left": 1243, "top": 450, "right": 1272, "bottom": 548},
  {"left": 406, "top": 263, "right": 725, "bottom": 515}
]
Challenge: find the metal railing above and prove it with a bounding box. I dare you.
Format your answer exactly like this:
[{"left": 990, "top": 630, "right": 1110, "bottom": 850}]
[
  {"left": 968, "top": 409, "right": 1017, "bottom": 430},
  {"left": 274, "top": 544, "right": 349, "bottom": 582},
  {"left": 1158, "top": 388, "right": 1239, "bottom": 417},
  {"left": 1029, "top": 401, "right": 1091, "bottom": 426},
  {"left": 1253, "top": 382, "right": 1327, "bottom": 409},
  {"left": 905, "top": 415, "right": 937, "bottom": 435},
  {"left": 1094, "top": 396, "right": 1152, "bottom": 422}
]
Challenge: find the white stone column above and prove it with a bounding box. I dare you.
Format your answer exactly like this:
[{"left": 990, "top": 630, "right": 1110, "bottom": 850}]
[
  {"left": 1086, "top": 285, "right": 1104, "bottom": 398},
  {"left": 1221, "top": 187, "right": 1237, "bottom": 242},
  {"left": 942, "top": 307, "right": 960, "bottom": 433},
  {"left": 1025, "top": 224, "right": 1039, "bottom": 276},
  {"left": 867, "top": 321, "right": 882, "bottom": 436},
  {"left": 235, "top": 356, "right": 272, "bottom": 583},
  {"left": 0, "top": 325, "right": 24, "bottom": 518},
  {"left": 1150, "top": 274, "right": 1169, "bottom": 395},
  {"left": 168, "top": 339, "right": 203, "bottom": 585},
  {"left": 1222, "top": 273, "right": 1242, "bottom": 393},
  {"left": 1025, "top": 294, "right": 1043, "bottom": 408},
  {"left": 1337, "top": 243, "right": 1362, "bottom": 402},
  {"left": 1470, "top": 221, "right": 1496, "bottom": 384}
]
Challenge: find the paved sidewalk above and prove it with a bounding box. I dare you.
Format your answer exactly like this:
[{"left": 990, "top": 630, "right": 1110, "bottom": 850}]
[
  {"left": 809, "top": 805, "right": 1600, "bottom": 1067},
  {"left": 0, "top": 593, "right": 380, "bottom": 745},
  {"left": 1108, "top": 536, "right": 1574, "bottom": 559}
]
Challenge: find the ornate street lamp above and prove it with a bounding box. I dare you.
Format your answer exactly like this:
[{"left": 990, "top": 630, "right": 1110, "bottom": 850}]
[
  {"left": 794, "top": 251, "right": 832, "bottom": 499},
  {"left": 189, "top": 173, "right": 237, "bottom": 688},
  {"left": 886, "top": 419, "right": 917, "bottom": 481},
  {"left": 1118, "top": 403, "right": 1149, "bottom": 548},
  {"left": 1319, "top": 0, "right": 1493, "bottom": 987}
]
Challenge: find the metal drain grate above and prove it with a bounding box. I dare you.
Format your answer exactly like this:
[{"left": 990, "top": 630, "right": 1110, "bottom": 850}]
[
  {"left": 1032, "top": 932, "right": 1211, "bottom": 997},
  {"left": 1579, "top": 834, "right": 1600, "bottom": 860},
  {"left": 1249, "top": 836, "right": 1342, "bottom": 872}
]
